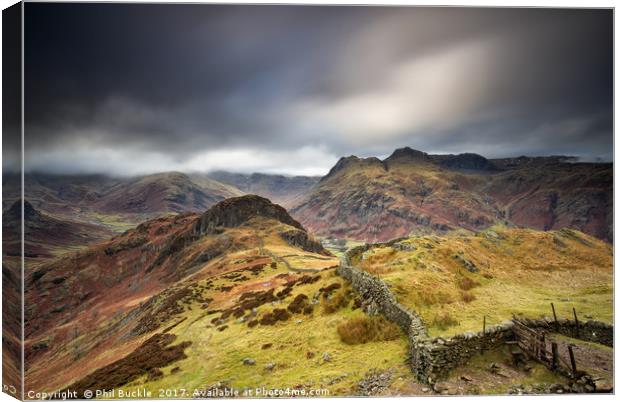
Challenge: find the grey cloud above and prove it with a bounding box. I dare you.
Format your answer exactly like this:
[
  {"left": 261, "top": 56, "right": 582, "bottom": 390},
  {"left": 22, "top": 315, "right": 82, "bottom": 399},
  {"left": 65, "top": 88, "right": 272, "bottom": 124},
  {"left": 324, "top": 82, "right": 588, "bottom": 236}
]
[{"left": 20, "top": 4, "right": 612, "bottom": 175}]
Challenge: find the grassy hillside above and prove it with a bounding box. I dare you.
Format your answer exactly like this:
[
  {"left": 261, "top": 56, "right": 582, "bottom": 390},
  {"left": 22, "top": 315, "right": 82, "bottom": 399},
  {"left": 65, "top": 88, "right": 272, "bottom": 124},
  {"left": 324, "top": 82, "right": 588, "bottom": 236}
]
[
  {"left": 115, "top": 266, "right": 411, "bottom": 397},
  {"left": 356, "top": 226, "right": 613, "bottom": 337}
]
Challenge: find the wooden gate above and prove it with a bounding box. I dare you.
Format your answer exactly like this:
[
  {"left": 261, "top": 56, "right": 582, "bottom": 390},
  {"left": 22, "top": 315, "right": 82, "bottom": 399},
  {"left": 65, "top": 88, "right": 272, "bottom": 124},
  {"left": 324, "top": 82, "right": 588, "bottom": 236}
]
[
  {"left": 512, "top": 317, "right": 578, "bottom": 377},
  {"left": 512, "top": 318, "right": 550, "bottom": 363}
]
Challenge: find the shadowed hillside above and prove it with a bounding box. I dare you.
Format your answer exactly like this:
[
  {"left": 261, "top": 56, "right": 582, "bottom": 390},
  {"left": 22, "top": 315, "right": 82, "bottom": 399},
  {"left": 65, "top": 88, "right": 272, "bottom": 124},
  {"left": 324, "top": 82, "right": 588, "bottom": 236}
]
[
  {"left": 3, "top": 200, "right": 113, "bottom": 260},
  {"left": 205, "top": 171, "right": 320, "bottom": 208}
]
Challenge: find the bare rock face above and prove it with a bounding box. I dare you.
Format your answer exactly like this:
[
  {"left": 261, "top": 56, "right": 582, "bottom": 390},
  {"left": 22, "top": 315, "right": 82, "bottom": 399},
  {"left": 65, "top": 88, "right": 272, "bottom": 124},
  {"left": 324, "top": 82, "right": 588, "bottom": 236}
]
[
  {"left": 194, "top": 195, "right": 304, "bottom": 235},
  {"left": 279, "top": 228, "right": 327, "bottom": 255}
]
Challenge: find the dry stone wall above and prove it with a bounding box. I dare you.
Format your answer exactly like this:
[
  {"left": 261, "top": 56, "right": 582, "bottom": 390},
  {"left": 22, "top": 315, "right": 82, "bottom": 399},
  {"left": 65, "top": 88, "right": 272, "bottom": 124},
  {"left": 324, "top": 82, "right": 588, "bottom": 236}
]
[
  {"left": 411, "top": 323, "right": 515, "bottom": 383},
  {"left": 337, "top": 256, "right": 427, "bottom": 337}
]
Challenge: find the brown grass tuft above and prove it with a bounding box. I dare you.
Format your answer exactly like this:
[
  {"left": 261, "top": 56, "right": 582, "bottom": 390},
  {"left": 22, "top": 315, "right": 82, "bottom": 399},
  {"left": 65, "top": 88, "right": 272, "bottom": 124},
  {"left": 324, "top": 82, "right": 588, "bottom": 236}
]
[
  {"left": 147, "top": 368, "right": 163, "bottom": 381},
  {"left": 322, "top": 290, "right": 350, "bottom": 314},
  {"left": 460, "top": 291, "right": 476, "bottom": 303},
  {"left": 417, "top": 289, "right": 454, "bottom": 306},
  {"left": 431, "top": 311, "right": 459, "bottom": 330},
  {"left": 337, "top": 316, "right": 402, "bottom": 345},
  {"left": 457, "top": 277, "right": 480, "bottom": 291},
  {"left": 259, "top": 308, "right": 290, "bottom": 325},
  {"left": 287, "top": 294, "right": 309, "bottom": 314}
]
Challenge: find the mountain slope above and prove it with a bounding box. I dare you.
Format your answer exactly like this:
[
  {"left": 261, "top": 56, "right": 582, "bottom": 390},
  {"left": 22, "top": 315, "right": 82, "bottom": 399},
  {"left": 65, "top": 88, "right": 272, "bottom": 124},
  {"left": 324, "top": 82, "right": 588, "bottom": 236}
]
[
  {"left": 482, "top": 161, "right": 612, "bottom": 241},
  {"left": 25, "top": 196, "right": 369, "bottom": 395},
  {"left": 206, "top": 171, "right": 320, "bottom": 208},
  {"left": 3, "top": 173, "right": 122, "bottom": 214},
  {"left": 3, "top": 172, "right": 244, "bottom": 235},
  {"left": 291, "top": 147, "right": 612, "bottom": 242},
  {"left": 3, "top": 172, "right": 243, "bottom": 215},
  {"left": 292, "top": 150, "right": 500, "bottom": 242},
  {"left": 2, "top": 200, "right": 113, "bottom": 259},
  {"left": 95, "top": 172, "right": 244, "bottom": 214}
]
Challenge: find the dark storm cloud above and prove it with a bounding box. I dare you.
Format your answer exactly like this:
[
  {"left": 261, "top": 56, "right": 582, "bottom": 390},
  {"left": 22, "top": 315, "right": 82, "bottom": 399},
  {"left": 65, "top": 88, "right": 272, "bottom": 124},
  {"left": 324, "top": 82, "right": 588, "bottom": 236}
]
[{"left": 21, "top": 4, "right": 612, "bottom": 175}]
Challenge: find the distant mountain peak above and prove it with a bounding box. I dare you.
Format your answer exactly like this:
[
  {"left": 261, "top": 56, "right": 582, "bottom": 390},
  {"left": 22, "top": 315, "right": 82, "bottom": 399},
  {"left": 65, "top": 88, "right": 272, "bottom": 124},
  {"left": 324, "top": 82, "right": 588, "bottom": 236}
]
[
  {"left": 438, "top": 153, "right": 497, "bottom": 171},
  {"left": 321, "top": 155, "right": 385, "bottom": 182},
  {"left": 205, "top": 171, "right": 320, "bottom": 208},
  {"left": 382, "top": 147, "right": 432, "bottom": 169},
  {"left": 194, "top": 194, "right": 304, "bottom": 235},
  {"left": 333, "top": 155, "right": 360, "bottom": 167},
  {"left": 4, "top": 199, "right": 41, "bottom": 222},
  {"left": 385, "top": 147, "right": 428, "bottom": 161}
]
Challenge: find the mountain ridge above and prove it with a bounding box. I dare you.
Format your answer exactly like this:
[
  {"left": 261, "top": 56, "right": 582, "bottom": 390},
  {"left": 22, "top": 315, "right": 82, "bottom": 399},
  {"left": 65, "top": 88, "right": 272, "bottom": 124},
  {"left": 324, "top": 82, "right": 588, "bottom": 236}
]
[
  {"left": 291, "top": 147, "right": 612, "bottom": 242},
  {"left": 205, "top": 171, "right": 320, "bottom": 207}
]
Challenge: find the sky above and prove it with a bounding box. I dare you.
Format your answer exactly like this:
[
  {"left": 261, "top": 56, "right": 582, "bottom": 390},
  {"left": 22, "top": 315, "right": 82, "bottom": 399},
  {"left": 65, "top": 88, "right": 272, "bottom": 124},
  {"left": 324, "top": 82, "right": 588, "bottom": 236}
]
[{"left": 15, "top": 4, "right": 613, "bottom": 176}]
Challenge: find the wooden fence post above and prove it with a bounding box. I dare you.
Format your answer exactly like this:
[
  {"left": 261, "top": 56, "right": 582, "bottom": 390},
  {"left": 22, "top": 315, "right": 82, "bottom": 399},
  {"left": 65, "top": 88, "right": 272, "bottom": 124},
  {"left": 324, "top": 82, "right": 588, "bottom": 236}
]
[
  {"left": 551, "top": 302, "right": 559, "bottom": 330},
  {"left": 551, "top": 342, "right": 558, "bottom": 370},
  {"left": 573, "top": 307, "right": 579, "bottom": 337},
  {"left": 481, "top": 315, "right": 487, "bottom": 355},
  {"left": 568, "top": 345, "right": 577, "bottom": 377}
]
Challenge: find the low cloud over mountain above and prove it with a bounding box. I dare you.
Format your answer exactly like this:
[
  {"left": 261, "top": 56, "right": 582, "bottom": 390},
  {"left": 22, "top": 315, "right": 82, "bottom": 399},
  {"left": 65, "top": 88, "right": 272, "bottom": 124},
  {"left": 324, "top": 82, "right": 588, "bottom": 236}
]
[{"left": 15, "top": 5, "right": 612, "bottom": 176}]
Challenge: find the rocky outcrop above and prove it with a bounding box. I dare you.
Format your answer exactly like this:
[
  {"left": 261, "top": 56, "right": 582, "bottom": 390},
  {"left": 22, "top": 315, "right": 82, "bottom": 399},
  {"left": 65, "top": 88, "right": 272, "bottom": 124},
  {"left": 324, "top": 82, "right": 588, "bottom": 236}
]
[
  {"left": 153, "top": 196, "right": 327, "bottom": 269},
  {"left": 194, "top": 195, "right": 304, "bottom": 235},
  {"left": 384, "top": 147, "right": 430, "bottom": 167},
  {"left": 320, "top": 155, "right": 386, "bottom": 182},
  {"left": 4, "top": 200, "right": 42, "bottom": 223},
  {"left": 356, "top": 369, "right": 394, "bottom": 396},
  {"left": 279, "top": 228, "right": 328, "bottom": 255}
]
